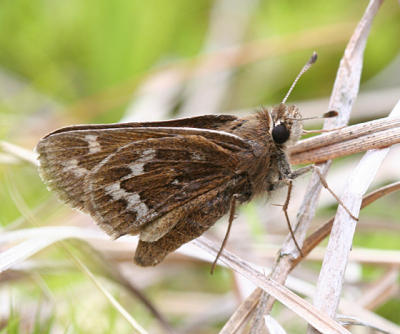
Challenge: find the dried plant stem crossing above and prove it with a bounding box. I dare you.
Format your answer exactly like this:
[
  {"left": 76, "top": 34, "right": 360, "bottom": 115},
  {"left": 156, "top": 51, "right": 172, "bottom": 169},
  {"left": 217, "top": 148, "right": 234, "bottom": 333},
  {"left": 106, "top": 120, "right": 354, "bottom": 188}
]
[
  {"left": 248, "top": 0, "right": 384, "bottom": 332},
  {"left": 220, "top": 181, "right": 400, "bottom": 334},
  {"left": 290, "top": 117, "right": 400, "bottom": 165},
  {"left": 310, "top": 98, "right": 399, "bottom": 332}
]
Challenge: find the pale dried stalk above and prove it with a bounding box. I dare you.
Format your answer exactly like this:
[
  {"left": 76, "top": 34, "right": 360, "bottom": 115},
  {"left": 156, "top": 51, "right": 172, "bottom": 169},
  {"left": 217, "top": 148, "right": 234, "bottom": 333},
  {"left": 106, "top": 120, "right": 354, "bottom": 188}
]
[
  {"left": 357, "top": 266, "right": 399, "bottom": 310},
  {"left": 310, "top": 98, "right": 400, "bottom": 332},
  {"left": 0, "top": 141, "right": 39, "bottom": 166},
  {"left": 299, "top": 248, "right": 400, "bottom": 266},
  {"left": 124, "top": 0, "right": 259, "bottom": 124},
  {"left": 249, "top": 0, "right": 383, "bottom": 332},
  {"left": 123, "top": 70, "right": 186, "bottom": 123},
  {"left": 219, "top": 288, "right": 263, "bottom": 334},
  {"left": 71, "top": 251, "right": 149, "bottom": 334},
  {"left": 290, "top": 117, "right": 400, "bottom": 165},
  {"left": 193, "top": 238, "right": 351, "bottom": 334},
  {"left": 335, "top": 315, "right": 391, "bottom": 334},
  {"left": 179, "top": 0, "right": 258, "bottom": 118},
  {"left": 264, "top": 315, "right": 287, "bottom": 334},
  {"left": 339, "top": 299, "right": 400, "bottom": 334},
  {"left": 220, "top": 181, "right": 400, "bottom": 333}
]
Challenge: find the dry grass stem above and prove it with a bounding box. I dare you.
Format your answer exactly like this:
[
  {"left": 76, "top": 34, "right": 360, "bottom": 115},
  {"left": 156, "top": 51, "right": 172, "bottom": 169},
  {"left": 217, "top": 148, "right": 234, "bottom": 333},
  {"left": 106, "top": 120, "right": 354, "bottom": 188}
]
[
  {"left": 0, "top": 141, "right": 39, "bottom": 166},
  {"left": 311, "top": 95, "right": 398, "bottom": 327},
  {"left": 295, "top": 181, "right": 400, "bottom": 267},
  {"left": 193, "top": 237, "right": 351, "bottom": 334},
  {"left": 335, "top": 315, "right": 391, "bottom": 334},
  {"left": 70, "top": 252, "right": 149, "bottom": 334},
  {"left": 219, "top": 288, "right": 263, "bottom": 334},
  {"left": 338, "top": 300, "right": 400, "bottom": 334},
  {"left": 357, "top": 266, "right": 399, "bottom": 310},
  {"left": 178, "top": 0, "right": 258, "bottom": 118},
  {"left": 264, "top": 315, "right": 287, "bottom": 334},
  {"left": 247, "top": 0, "right": 385, "bottom": 331},
  {"left": 221, "top": 180, "right": 400, "bottom": 333},
  {"left": 290, "top": 116, "right": 400, "bottom": 164}
]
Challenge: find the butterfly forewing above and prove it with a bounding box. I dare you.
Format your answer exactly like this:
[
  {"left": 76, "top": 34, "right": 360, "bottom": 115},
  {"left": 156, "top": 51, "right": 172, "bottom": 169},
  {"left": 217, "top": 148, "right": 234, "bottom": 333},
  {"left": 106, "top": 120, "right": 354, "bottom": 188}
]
[
  {"left": 36, "top": 127, "right": 166, "bottom": 210},
  {"left": 36, "top": 116, "right": 257, "bottom": 264},
  {"left": 36, "top": 117, "right": 248, "bottom": 208}
]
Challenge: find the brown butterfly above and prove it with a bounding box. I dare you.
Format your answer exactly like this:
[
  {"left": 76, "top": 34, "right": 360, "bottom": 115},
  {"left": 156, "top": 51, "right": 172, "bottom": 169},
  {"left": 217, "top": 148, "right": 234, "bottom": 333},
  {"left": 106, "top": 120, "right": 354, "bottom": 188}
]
[{"left": 36, "top": 53, "right": 327, "bottom": 267}]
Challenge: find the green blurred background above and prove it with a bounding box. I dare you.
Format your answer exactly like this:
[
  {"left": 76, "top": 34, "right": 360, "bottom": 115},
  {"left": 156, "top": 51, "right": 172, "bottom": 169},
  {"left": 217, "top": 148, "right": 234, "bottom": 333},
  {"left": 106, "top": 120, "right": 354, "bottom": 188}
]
[
  {"left": 0, "top": 0, "right": 399, "bottom": 129},
  {"left": 1, "top": 0, "right": 400, "bottom": 333}
]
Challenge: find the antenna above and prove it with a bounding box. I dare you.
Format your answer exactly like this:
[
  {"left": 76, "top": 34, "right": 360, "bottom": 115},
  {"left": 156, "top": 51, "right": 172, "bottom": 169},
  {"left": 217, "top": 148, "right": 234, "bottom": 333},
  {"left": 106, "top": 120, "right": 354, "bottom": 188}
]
[
  {"left": 282, "top": 51, "right": 318, "bottom": 104},
  {"left": 286, "top": 110, "right": 338, "bottom": 121},
  {"left": 299, "top": 111, "right": 341, "bottom": 134}
]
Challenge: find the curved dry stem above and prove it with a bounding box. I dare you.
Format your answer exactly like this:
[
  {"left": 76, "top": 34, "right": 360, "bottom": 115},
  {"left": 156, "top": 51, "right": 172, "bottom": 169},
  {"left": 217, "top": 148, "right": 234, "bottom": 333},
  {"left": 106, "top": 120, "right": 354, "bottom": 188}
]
[
  {"left": 220, "top": 181, "right": 400, "bottom": 333},
  {"left": 290, "top": 117, "right": 400, "bottom": 165},
  {"left": 250, "top": 1, "right": 384, "bottom": 332}
]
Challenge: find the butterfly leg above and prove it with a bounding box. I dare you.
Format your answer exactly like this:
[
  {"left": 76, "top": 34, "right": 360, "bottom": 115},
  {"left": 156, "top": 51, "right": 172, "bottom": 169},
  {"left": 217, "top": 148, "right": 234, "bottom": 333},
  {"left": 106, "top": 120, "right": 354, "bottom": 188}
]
[
  {"left": 289, "top": 165, "right": 358, "bottom": 221},
  {"left": 288, "top": 165, "right": 313, "bottom": 179},
  {"left": 312, "top": 166, "right": 358, "bottom": 221},
  {"left": 210, "top": 194, "right": 239, "bottom": 274},
  {"left": 281, "top": 179, "right": 304, "bottom": 256}
]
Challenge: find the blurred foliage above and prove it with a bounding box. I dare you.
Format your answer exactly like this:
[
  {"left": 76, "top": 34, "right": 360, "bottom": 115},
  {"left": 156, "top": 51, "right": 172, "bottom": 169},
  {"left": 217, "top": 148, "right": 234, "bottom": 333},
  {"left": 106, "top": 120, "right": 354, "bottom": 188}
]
[
  {"left": 0, "top": 0, "right": 399, "bottom": 124},
  {"left": 376, "top": 299, "right": 400, "bottom": 324},
  {"left": 0, "top": 0, "right": 399, "bottom": 333}
]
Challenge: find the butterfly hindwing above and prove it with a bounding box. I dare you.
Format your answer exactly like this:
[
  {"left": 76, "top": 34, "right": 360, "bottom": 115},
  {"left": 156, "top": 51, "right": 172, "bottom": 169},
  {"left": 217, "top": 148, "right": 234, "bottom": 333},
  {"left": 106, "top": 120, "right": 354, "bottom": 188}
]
[{"left": 134, "top": 173, "right": 251, "bottom": 266}]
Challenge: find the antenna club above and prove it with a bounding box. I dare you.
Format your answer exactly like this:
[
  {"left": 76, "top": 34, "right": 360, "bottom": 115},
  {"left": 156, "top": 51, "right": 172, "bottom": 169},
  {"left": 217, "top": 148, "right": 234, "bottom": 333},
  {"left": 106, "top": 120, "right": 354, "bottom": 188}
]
[
  {"left": 281, "top": 52, "right": 318, "bottom": 104},
  {"left": 309, "top": 51, "right": 318, "bottom": 65},
  {"left": 286, "top": 109, "right": 338, "bottom": 121},
  {"left": 323, "top": 110, "right": 338, "bottom": 118}
]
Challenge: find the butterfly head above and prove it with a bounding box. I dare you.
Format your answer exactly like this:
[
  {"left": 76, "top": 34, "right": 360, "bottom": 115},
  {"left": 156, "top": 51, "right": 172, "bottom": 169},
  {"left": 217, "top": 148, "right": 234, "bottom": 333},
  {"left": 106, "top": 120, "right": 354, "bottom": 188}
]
[
  {"left": 267, "top": 52, "right": 317, "bottom": 147},
  {"left": 270, "top": 103, "right": 302, "bottom": 147}
]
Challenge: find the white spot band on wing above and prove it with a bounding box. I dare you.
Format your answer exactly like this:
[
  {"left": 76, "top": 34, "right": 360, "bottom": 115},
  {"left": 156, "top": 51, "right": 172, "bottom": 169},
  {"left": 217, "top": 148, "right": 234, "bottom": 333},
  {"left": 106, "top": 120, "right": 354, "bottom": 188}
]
[
  {"left": 105, "top": 182, "right": 149, "bottom": 219},
  {"left": 85, "top": 135, "right": 101, "bottom": 154}
]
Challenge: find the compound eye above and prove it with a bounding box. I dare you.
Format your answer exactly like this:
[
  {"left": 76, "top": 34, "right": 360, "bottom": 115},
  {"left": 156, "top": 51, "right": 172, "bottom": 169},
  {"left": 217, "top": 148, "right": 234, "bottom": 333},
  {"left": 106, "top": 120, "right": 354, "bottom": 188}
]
[{"left": 272, "top": 123, "right": 290, "bottom": 144}]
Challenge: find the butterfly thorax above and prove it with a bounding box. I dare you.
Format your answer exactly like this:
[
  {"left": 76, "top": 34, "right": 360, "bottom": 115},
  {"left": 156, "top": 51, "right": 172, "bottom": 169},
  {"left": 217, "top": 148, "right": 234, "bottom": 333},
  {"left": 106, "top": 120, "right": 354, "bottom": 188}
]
[{"left": 222, "top": 103, "right": 303, "bottom": 199}]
